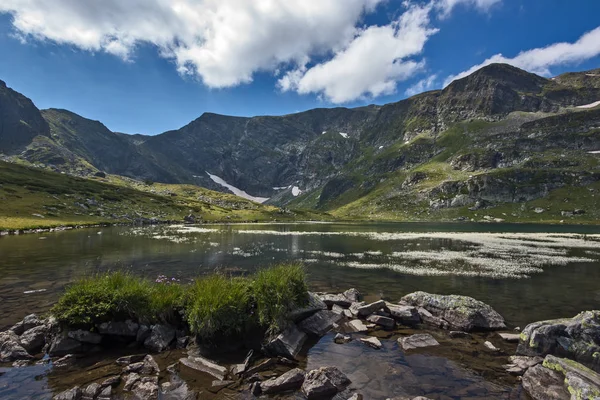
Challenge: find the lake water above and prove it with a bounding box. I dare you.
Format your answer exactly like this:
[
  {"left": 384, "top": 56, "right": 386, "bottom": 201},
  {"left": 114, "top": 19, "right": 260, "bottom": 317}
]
[{"left": 1, "top": 222, "right": 599, "bottom": 399}]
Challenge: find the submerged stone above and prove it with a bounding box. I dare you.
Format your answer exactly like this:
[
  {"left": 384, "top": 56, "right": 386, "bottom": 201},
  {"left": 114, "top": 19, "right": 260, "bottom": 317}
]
[{"left": 398, "top": 334, "right": 440, "bottom": 350}]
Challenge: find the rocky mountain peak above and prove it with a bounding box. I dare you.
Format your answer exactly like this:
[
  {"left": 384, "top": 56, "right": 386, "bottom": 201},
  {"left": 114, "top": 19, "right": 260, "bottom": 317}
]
[{"left": 446, "top": 63, "right": 549, "bottom": 94}]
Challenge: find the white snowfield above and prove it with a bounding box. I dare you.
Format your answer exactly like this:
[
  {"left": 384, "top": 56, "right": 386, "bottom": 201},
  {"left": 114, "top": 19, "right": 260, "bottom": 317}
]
[
  {"left": 576, "top": 100, "right": 600, "bottom": 109},
  {"left": 205, "top": 172, "right": 270, "bottom": 203},
  {"left": 339, "top": 132, "right": 348, "bottom": 138},
  {"left": 589, "top": 150, "right": 600, "bottom": 154},
  {"left": 291, "top": 186, "right": 302, "bottom": 196}
]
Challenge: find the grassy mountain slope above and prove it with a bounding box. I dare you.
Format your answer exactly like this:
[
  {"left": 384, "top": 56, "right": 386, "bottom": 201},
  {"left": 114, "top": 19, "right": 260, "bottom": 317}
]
[
  {"left": 0, "top": 161, "right": 320, "bottom": 231},
  {"left": 1, "top": 63, "right": 600, "bottom": 223}
]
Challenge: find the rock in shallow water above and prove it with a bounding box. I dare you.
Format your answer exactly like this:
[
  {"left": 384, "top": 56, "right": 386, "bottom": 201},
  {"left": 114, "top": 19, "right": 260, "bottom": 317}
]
[
  {"left": 401, "top": 291, "right": 506, "bottom": 331},
  {"left": 265, "top": 325, "right": 307, "bottom": 360},
  {"left": 52, "top": 386, "right": 82, "bottom": 400},
  {"left": 398, "top": 334, "right": 440, "bottom": 350},
  {"left": 385, "top": 304, "right": 421, "bottom": 325},
  {"left": 302, "top": 366, "right": 350, "bottom": 399},
  {"left": 366, "top": 314, "right": 395, "bottom": 329},
  {"left": 360, "top": 337, "right": 382, "bottom": 349},
  {"left": 144, "top": 324, "right": 175, "bottom": 352},
  {"left": 0, "top": 331, "right": 33, "bottom": 362},
  {"left": 521, "top": 364, "right": 570, "bottom": 400},
  {"left": 179, "top": 356, "right": 228, "bottom": 381},
  {"left": 516, "top": 310, "right": 600, "bottom": 373},
  {"left": 260, "top": 368, "right": 305, "bottom": 394},
  {"left": 503, "top": 355, "right": 543, "bottom": 376},
  {"left": 298, "top": 310, "right": 343, "bottom": 336},
  {"left": 19, "top": 326, "right": 47, "bottom": 354}
]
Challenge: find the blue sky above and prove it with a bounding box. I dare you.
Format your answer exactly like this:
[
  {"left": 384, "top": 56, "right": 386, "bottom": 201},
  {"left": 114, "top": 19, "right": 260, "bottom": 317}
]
[{"left": 0, "top": 0, "right": 599, "bottom": 135}]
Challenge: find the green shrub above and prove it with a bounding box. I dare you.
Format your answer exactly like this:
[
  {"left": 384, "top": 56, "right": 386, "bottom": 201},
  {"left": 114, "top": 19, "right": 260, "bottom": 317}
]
[
  {"left": 252, "top": 263, "right": 308, "bottom": 333},
  {"left": 51, "top": 271, "right": 182, "bottom": 327},
  {"left": 184, "top": 274, "right": 252, "bottom": 339}
]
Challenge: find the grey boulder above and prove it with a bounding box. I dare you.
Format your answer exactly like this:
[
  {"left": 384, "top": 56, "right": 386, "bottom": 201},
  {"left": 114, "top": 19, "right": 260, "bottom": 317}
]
[
  {"left": 298, "top": 310, "right": 343, "bottom": 336},
  {"left": 398, "top": 334, "right": 440, "bottom": 350},
  {"left": 97, "top": 320, "right": 139, "bottom": 337},
  {"left": 401, "top": 291, "right": 506, "bottom": 331},
  {"left": 521, "top": 364, "right": 569, "bottom": 400},
  {"left": 144, "top": 324, "right": 176, "bottom": 352},
  {"left": 19, "top": 325, "right": 47, "bottom": 354},
  {"left": 0, "top": 331, "right": 32, "bottom": 362},
  {"left": 516, "top": 310, "right": 600, "bottom": 373}
]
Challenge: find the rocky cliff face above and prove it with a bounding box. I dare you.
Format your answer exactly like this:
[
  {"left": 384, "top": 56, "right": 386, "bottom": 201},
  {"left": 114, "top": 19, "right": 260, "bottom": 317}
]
[
  {"left": 1, "top": 63, "right": 600, "bottom": 221},
  {"left": 0, "top": 80, "right": 50, "bottom": 154}
]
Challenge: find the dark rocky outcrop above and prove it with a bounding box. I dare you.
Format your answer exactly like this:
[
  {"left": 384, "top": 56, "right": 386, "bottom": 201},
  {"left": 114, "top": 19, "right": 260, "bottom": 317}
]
[{"left": 401, "top": 291, "right": 506, "bottom": 331}]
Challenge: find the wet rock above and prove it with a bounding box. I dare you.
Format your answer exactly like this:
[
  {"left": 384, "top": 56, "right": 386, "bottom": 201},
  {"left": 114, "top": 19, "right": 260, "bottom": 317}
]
[
  {"left": 302, "top": 366, "right": 350, "bottom": 399},
  {"left": 290, "top": 292, "right": 328, "bottom": 322},
  {"left": 265, "top": 325, "right": 307, "bottom": 359},
  {"left": 332, "top": 304, "right": 345, "bottom": 315},
  {"left": 0, "top": 331, "right": 33, "bottom": 361},
  {"left": 100, "top": 376, "right": 121, "bottom": 388},
  {"left": 49, "top": 333, "right": 85, "bottom": 356},
  {"left": 124, "top": 362, "right": 146, "bottom": 374},
  {"left": 67, "top": 330, "right": 102, "bottom": 344},
  {"left": 522, "top": 364, "right": 570, "bottom": 400},
  {"left": 334, "top": 333, "right": 352, "bottom": 344},
  {"left": 355, "top": 300, "right": 386, "bottom": 318},
  {"left": 385, "top": 304, "right": 421, "bottom": 325},
  {"left": 97, "top": 320, "right": 139, "bottom": 337},
  {"left": 484, "top": 341, "right": 500, "bottom": 351},
  {"left": 22, "top": 314, "right": 43, "bottom": 331},
  {"left": 176, "top": 336, "right": 189, "bottom": 349},
  {"left": 449, "top": 331, "right": 470, "bottom": 339},
  {"left": 245, "top": 358, "right": 277, "bottom": 376},
  {"left": 366, "top": 315, "right": 395, "bottom": 330},
  {"left": 18, "top": 325, "right": 47, "bottom": 354},
  {"left": 97, "top": 386, "right": 112, "bottom": 400},
  {"left": 343, "top": 309, "right": 353, "bottom": 319},
  {"left": 320, "top": 294, "right": 352, "bottom": 308},
  {"left": 343, "top": 288, "right": 361, "bottom": 303},
  {"left": 132, "top": 377, "right": 159, "bottom": 399},
  {"left": 249, "top": 381, "right": 261, "bottom": 396},
  {"left": 179, "top": 356, "right": 228, "bottom": 380},
  {"left": 298, "top": 310, "right": 343, "bottom": 336},
  {"left": 12, "top": 359, "right": 29, "bottom": 367},
  {"left": 53, "top": 386, "right": 82, "bottom": 400},
  {"left": 398, "top": 334, "right": 440, "bottom": 350},
  {"left": 349, "top": 302, "right": 365, "bottom": 317},
  {"left": 516, "top": 310, "right": 600, "bottom": 372},
  {"left": 503, "top": 356, "right": 544, "bottom": 376},
  {"left": 136, "top": 325, "right": 151, "bottom": 343},
  {"left": 497, "top": 332, "right": 520, "bottom": 342},
  {"left": 116, "top": 354, "right": 146, "bottom": 366},
  {"left": 209, "top": 380, "right": 234, "bottom": 393},
  {"left": 416, "top": 307, "right": 449, "bottom": 329},
  {"left": 140, "top": 354, "right": 160, "bottom": 375},
  {"left": 232, "top": 350, "right": 253, "bottom": 375},
  {"left": 260, "top": 368, "right": 305, "bottom": 394},
  {"left": 144, "top": 324, "right": 175, "bottom": 352},
  {"left": 346, "top": 319, "right": 369, "bottom": 333},
  {"left": 401, "top": 291, "right": 506, "bottom": 331},
  {"left": 53, "top": 354, "right": 76, "bottom": 368},
  {"left": 123, "top": 373, "right": 141, "bottom": 391},
  {"left": 360, "top": 337, "right": 382, "bottom": 349},
  {"left": 542, "top": 355, "right": 600, "bottom": 399},
  {"left": 82, "top": 383, "right": 101, "bottom": 400}
]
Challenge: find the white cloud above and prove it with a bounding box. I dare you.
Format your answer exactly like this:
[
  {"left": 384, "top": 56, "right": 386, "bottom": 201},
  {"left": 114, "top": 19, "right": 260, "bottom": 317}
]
[
  {"left": 0, "top": 0, "right": 383, "bottom": 88},
  {"left": 437, "top": 0, "right": 501, "bottom": 16},
  {"left": 445, "top": 26, "right": 600, "bottom": 86},
  {"left": 405, "top": 73, "right": 439, "bottom": 96},
  {"left": 279, "top": 3, "right": 438, "bottom": 103}
]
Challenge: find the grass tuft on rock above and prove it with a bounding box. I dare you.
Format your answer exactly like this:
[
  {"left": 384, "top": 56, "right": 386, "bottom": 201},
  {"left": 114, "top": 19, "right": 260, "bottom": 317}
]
[
  {"left": 52, "top": 264, "right": 308, "bottom": 340},
  {"left": 253, "top": 263, "right": 308, "bottom": 333},
  {"left": 51, "top": 271, "right": 183, "bottom": 327}
]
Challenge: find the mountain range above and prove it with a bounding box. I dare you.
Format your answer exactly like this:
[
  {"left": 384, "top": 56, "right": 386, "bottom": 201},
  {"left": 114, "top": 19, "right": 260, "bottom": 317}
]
[{"left": 1, "top": 63, "right": 600, "bottom": 222}]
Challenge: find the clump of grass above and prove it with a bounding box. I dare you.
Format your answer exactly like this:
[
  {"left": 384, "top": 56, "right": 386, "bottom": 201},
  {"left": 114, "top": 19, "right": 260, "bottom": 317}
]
[
  {"left": 51, "top": 271, "right": 183, "bottom": 327},
  {"left": 183, "top": 274, "right": 252, "bottom": 339},
  {"left": 253, "top": 263, "right": 308, "bottom": 333},
  {"left": 52, "top": 264, "right": 309, "bottom": 341}
]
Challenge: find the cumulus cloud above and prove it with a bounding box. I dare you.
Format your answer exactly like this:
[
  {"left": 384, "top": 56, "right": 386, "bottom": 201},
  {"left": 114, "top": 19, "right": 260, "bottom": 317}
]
[
  {"left": 405, "top": 74, "right": 439, "bottom": 96},
  {"left": 0, "top": 0, "right": 383, "bottom": 88},
  {"left": 278, "top": 3, "right": 438, "bottom": 103},
  {"left": 437, "top": 0, "right": 501, "bottom": 16},
  {"left": 445, "top": 26, "right": 600, "bottom": 86}
]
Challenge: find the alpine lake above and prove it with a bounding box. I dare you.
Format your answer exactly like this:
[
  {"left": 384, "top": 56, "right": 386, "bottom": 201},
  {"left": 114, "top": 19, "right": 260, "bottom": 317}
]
[{"left": 1, "top": 221, "right": 600, "bottom": 399}]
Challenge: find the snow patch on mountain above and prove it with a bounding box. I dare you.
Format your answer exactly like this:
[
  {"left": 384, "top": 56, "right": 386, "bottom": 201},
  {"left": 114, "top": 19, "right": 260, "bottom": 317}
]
[{"left": 205, "top": 172, "right": 269, "bottom": 203}]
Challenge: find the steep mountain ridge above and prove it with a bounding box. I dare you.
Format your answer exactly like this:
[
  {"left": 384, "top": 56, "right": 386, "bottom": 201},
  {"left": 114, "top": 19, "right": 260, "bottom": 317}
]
[{"left": 1, "top": 63, "right": 600, "bottom": 222}]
